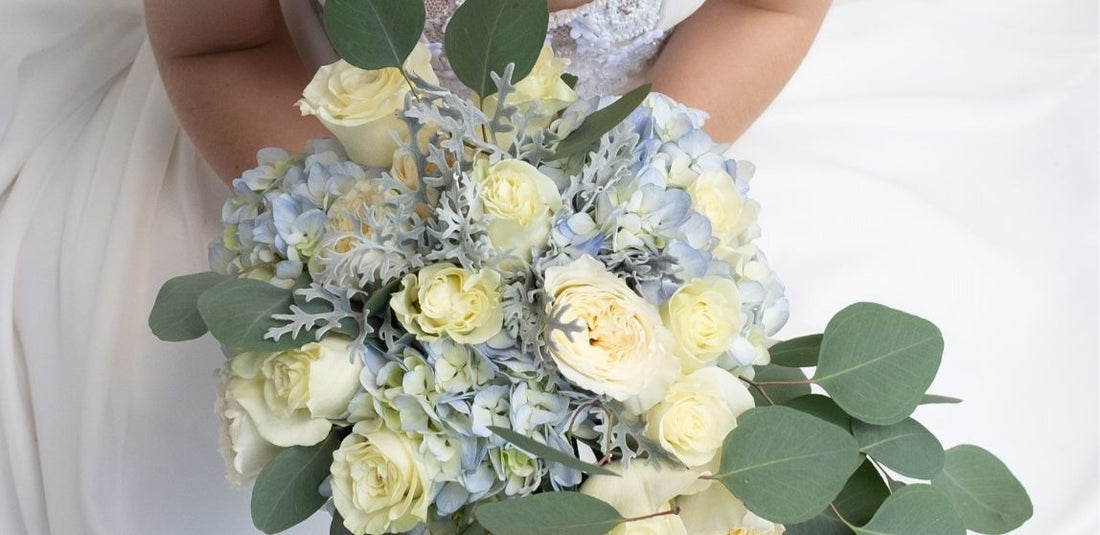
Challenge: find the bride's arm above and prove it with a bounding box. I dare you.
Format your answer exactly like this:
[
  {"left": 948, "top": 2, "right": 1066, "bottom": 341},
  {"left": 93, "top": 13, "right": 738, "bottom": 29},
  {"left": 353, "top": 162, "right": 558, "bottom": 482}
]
[
  {"left": 649, "top": 0, "right": 831, "bottom": 142},
  {"left": 145, "top": 0, "right": 330, "bottom": 182}
]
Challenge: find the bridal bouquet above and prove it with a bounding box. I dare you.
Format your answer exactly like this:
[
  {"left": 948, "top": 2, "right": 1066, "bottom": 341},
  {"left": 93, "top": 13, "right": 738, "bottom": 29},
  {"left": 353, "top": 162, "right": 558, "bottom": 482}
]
[{"left": 149, "top": 1, "right": 1031, "bottom": 534}]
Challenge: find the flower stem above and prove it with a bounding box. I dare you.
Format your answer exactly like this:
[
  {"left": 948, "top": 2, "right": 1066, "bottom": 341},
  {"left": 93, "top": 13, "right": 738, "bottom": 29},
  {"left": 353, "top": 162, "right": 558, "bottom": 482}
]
[
  {"left": 739, "top": 377, "right": 777, "bottom": 405},
  {"left": 623, "top": 506, "right": 680, "bottom": 523},
  {"left": 829, "top": 503, "right": 856, "bottom": 529},
  {"left": 399, "top": 69, "right": 423, "bottom": 104}
]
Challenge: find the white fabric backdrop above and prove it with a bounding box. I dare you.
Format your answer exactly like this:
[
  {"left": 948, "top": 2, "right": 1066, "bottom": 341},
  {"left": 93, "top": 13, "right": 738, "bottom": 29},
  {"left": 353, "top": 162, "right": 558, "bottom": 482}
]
[
  {"left": 737, "top": 0, "right": 1099, "bottom": 533},
  {"left": 0, "top": 0, "right": 1096, "bottom": 533}
]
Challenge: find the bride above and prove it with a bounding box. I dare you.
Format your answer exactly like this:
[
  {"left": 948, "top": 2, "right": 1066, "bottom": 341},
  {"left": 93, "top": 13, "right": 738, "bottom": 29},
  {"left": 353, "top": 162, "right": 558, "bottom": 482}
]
[{"left": 1, "top": 0, "right": 1095, "bottom": 534}]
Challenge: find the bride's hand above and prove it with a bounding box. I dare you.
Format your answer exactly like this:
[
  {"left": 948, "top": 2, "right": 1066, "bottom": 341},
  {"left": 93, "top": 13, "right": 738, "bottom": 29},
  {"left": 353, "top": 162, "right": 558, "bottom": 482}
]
[
  {"left": 146, "top": 0, "right": 331, "bottom": 183},
  {"left": 650, "top": 0, "right": 832, "bottom": 143}
]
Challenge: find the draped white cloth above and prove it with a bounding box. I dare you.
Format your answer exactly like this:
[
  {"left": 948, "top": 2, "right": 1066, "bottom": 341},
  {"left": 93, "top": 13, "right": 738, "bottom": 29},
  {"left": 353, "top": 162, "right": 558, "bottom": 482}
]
[
  {"left": 738, "top": 1, "right": 1098, "bottom": 533},
  {"left": 0, "top": 0, "right": 1095, "bottom": 534}
]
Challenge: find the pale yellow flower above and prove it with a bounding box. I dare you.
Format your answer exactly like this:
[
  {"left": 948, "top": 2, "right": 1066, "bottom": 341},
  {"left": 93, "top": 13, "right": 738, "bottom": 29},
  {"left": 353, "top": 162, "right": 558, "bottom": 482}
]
[{"left": 391, "top": 263, "right": 504, "bottom": 344}]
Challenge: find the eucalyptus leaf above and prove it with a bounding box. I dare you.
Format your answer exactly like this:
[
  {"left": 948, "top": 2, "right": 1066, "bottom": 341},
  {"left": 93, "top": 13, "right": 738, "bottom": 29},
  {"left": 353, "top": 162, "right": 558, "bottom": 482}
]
[
  {"left": 853, "top": 418, "right": 944, "bottom": 479},
  {"left": 783, "top": 394, "right": 851, "bottom": 431},
  {"left": 769, "top": 334, "right": 823, "bottom": 367},
  {"left": 561, "top": 72, "right": 579, "bottom": 89},
  {"left": 330, "top": 512, "right": 353, "bottom": 535},
  {"left": 148, "top": 272, "right": 229, "bottom": 342},
  {"left": 489, "top": 426, "right": 618, "bottom": 477},
  {"left": 444, "top": 0, "right": 549, "bottom": 98},
  {"left": 814, "top": 303, "right": 943, "bottom": 425},
  {"left": 748, "top": 364, "right": 812, "bottom": 406},
  {"left": 458, "top": 521, "right": 488, "bottom": 535},
  {"left": 920, "top": 394, "right": 963, "bottom": 405},
  {"left": 198, "top": 278, "right": 314, "bottom": 352},
  {"left": 363, "top": 278, "right": 401, "bottom": 316},
  {"left": 476, "top": 492, "right": 624, "bottom": 535},
  {"left": 252, "top": 432, "right": 342, "bottom": 534},
  {"left": 785, "top": 460, "right": 891, "bottom": 535},
  {"left": 853, "top": 484, "right": 965, "bottom": 535},
  {"left": 931, "top": 445, "right": 1032, "bottom": 534},
  {"left": 714, "top": 406, "right": 862, "bottom": 524},
  {"left": 550, "top": 83, "right": 651, "bottom": 160},
  {"left": 323, "top": 0, "right": 426, "bottom": 70}
]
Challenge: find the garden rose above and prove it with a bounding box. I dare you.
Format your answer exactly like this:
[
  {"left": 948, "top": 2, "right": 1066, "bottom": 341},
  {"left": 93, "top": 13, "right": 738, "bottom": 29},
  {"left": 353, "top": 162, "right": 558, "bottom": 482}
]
[
  {"left": 543, "top": 255, "right": 678, "bottom": 413},
  {"left": 391, "top": 263, "right": 504, "bottom": 344}
]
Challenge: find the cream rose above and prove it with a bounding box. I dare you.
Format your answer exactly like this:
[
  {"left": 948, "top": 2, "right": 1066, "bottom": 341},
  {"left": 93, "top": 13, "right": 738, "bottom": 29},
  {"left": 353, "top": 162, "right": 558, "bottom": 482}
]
[
  {"left": 472, "top": 158, "right": 562, "bottom": 259},
  {"left": 687, "top": 171, "right": 760, "bottom": 264},
  {"left": 216, "top": 368, "right": 281, "bottom": 486},
  {"left": 482, "top": 44, "right": 578, "bottom": 126},
  {"left": 662, "top": 276, "right": 743, "bottom": 371},
  {"left": 543, "top": 255, "right": 678, "bottom": 413},
  {"left": 679, "top": 482, "right": 785, "bottom": 535},
  {"left": 297, "top": 42, "right": 438, "bottom": 167},
  {"left": 331, "top": 424, "right": 431, "bottom": 535},
  {"left": 227, "top": 335, "right": 363, "bottom": 447},
  {"left": 645, "top": 367, "right": 754, "bottom": 467},
  {"left": 390, "top": 263, "right": 504, "bottom": 344},
  {"left": 581, "top": 461, "right": 704, "bottom": 535}
]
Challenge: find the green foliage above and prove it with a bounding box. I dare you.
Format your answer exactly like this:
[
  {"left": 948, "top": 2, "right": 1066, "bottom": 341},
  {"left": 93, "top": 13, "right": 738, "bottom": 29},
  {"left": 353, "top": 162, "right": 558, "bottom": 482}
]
[
  {"left": 330, "top": 512, "right": 353, "bottom": 535},
  {"left": 853, "top": 484, "right": 965, "bottom": 535},
  {"left": 476, "top": 492, "right": 624, "bottom": 535},
  {"left": 814, "top": 303, "right": 943, "bottom": 425},
  {"left": 769, "top": 334, "right": 823, "bottom": 367},
  {"left": 932, "top": 445, "right": 1033, "bottom": 534},
  {"left": 324, "top": 0, "right": 426, "bottom": 70},
  {"left": 920, "top": 394, "right": 963, "bottom": 405},
  {"left": 715, "top": 406, "right": 862, "bottom": 524},
  {"left": 549, "top": 83, "right": 652, "bottom": 160},
  {"left": 444, "top": 0, "right": 549, "bottom": 98},
  {"left": 785, "top": 460, "right": 891, "bottom": 535},
  {"left": 784, "top": 394, "right": 852, "bottom": 431},
  {"left": 458, "top": 521, "right": 488, "bottom": 535},
  {"left": 148, "top": 272, "right": 229, "bottom": 342},
  {"left": 489, "top": 426, "right": 618, "bottom": 477},
  {"left": 251, "top": 432, "right": 342, "bottom": 534},
  {"left": 748, "top": 364, "right": 811, "bottom": 406},
  {"left": 853, "top": 418, "right": 944, "bottom": 479},
  {"left": 197, "top": 278, "right": 314, "bottom": 352},
  {"left": 363, "top": 278, "right": 401, "bottom": 316}
]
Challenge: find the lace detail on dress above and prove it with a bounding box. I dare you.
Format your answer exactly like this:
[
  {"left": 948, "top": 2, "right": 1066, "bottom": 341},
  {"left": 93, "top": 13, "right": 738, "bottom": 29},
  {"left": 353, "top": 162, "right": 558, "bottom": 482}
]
[{"left": 422, "top": 0, "right": 667, "bottom": 97}]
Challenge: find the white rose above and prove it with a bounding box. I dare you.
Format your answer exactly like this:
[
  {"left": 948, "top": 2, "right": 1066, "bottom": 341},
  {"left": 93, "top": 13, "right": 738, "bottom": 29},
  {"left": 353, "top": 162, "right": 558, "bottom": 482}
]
[
  {"left": 297, "top": 42, "right": 438, "bottom": 167},
  {"left": 679, "top": 482, "right": 785, "bottom": 535},
  {"left": 227, "top": 335, "right": 363, "bottom": 447},
  {"left": 331, "top": 424, "right": 431, "bottom": 535},
  {"left": 390, "top": 263, "right": 504, "bottom": 344},
  {"left": 687, "top": 171, "right": 759, "bottom": 264},
  {"left": 216, "top": 368, "right": 280, "bottom": 486},
  {"left": 645, "top": 367, "right": 754, "bottom": 467},
  {"left": 472, "top": 158, "right": 562, "bottom": 259},
  {"left": 662, "top": 276, "right": 743, "bottom": 371},
  {"left": 543, "top": 255, "right": 679, "bottom": 413},
  {"left": 580, "top": 462, "right": 703, "bottom": 535},
  {"left": 482, "top": 44, "right": 578, "bottom": 143}
]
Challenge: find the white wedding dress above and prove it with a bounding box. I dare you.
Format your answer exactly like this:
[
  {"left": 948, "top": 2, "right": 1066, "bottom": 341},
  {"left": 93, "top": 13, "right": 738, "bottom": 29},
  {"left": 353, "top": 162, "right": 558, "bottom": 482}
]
[{"left": 0, "top": 0, "right": 1096, "bottom": 534}]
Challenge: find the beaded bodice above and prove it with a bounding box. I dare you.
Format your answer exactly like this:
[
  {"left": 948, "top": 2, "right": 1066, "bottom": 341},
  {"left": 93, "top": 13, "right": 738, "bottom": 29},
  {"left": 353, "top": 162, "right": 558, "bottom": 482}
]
[
  {"left": 305, "top": 0, "right": 676, "bottom": 97},
  {"left": 423, "top": 0, "right": 667, "bottom": 97}
]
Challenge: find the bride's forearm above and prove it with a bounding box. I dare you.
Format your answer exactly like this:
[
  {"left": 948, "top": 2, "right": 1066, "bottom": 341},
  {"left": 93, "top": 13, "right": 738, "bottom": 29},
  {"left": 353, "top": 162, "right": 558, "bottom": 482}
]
[
  {"left": 649, "top": 0, "right": 831, "bottom": 143},
  {"left": 146, "top": 0, "right": 330, "bottom": 183}
]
